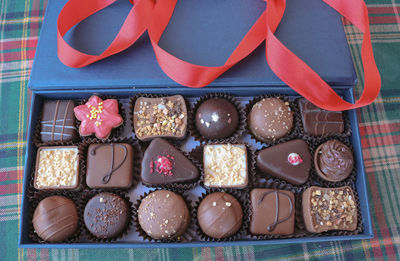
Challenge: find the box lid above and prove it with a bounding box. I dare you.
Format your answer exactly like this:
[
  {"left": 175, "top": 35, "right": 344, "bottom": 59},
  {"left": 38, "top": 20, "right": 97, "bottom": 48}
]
[{"left": 29, "top": 0, "right": 357, "bottom": 90}]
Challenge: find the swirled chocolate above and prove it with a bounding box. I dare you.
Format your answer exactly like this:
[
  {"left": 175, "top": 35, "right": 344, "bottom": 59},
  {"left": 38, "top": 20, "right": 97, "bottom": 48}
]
[{"left": 314, "top": 140, "right": 353, "bottom": 182}]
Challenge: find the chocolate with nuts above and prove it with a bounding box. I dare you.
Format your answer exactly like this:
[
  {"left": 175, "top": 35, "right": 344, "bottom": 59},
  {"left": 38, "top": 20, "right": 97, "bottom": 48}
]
[
  {"left": 248, "top": 98, "right": 293, "bottom": 142},
  {"left": 84, "top": 192, "right": 130, "bottom": 239},
  {"left": 138, "top": 190, "right": 190, "bottom": 240},
  {"left": 302, "top": 186, "right": 358, "bottom": 233},
  {"left": 133, "top": 95, "right": 187, "bottom": 141},
  {"left": 203, "top": 144, "right": 248, "bottom": 188},
  {"left": 34, "top": 146, "right": 79, "bottom": 190}
]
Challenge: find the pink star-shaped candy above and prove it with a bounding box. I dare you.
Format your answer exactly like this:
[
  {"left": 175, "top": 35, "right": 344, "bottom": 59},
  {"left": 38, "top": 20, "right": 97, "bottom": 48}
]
[{"left": 74, "top": 95, "right": 123, "bottom": 139}]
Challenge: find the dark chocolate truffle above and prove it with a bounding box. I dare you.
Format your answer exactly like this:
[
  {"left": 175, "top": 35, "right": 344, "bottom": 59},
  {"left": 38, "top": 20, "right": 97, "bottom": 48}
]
[
  {"left": 197, "top": 192, "right": 243, "bottom": 239},
  {"left": 250, "top": 189, "right": 295, "bottom": 235},
  {"left": 195, "top": 98, "right": 239, "bottom": 139},
  {"left": 256, "top": 139, "right": 311, "bottom": 185},
  {"left": 314, "top": 140, "right": 354, "bottom": 182},
  {"left": 141, "top": 138, "right": 199, "bottom": 185},
  {"left": 32, "top": 196, "right": 78, "bottom": 242},
  {"left": 138, "top": 190, "right": 190, "bottom": 239},
  {"left": 133, "top": 95, "right": 187, "bottom": 141},
  {"left": 248, "top": 98, "right": 293, "bottom": 142},
  {"left": 302, "top": 186, "right": 357, "bottom": 233},
  {"left": 298, "top": 98, "right": 344, "bottom": 136},
  {"left": 40, "top": 100, "right": 78, "bottom": 143},
  {"left": 84, "top": 192, "right": 130, "bottom": 239},
  {"left": 86, "top": 143, "right": 134, "bottom": 189}
]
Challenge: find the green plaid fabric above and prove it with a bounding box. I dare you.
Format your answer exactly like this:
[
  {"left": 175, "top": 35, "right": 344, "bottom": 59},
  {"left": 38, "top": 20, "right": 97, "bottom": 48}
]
[{"left": 1, "top": 0, "right": 399, "bottom": 260}]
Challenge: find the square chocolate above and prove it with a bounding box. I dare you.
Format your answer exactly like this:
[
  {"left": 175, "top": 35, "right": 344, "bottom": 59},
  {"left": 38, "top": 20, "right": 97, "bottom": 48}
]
[
  {"left": 302, "top": 186, "right": 358, "bottom": 233},
  {"left": 203, "top": 144, "right": 248, "bottom": 188},
  {"left": 40, "top": 100, "right": 78, "bottom": 142},
  {"left": 298, "top": 98, "right": 344, "bottom": 136},
  {"left": 34, "top": 146, "right": 79, "bottom": 190},
  {"left": 250, "top": 188, "right": 295, "bottom": 235},
  {"left": 133, "top": 95, "right": 187, "bottom": 141},
  {"left": 86, "top": 143, "right": 134, "bottom": 189}
]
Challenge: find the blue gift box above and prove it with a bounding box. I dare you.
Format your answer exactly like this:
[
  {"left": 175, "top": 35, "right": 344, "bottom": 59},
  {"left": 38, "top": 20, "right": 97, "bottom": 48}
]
[{"left": 20, "top": 0, "right": 372, "bottom": 248}]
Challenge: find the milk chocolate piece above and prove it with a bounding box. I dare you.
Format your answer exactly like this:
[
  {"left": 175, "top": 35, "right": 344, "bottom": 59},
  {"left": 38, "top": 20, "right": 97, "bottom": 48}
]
[
  {"left": 250, "top": 189, "right": 295, "bottom": 235},
  {"left": 195, "top": 98, "right": 239, "bottom": 139},
  {"left": 84, "top": 192, "right": 130, "bottom": 239},
  {"left": 138, "top": 190, "right": 190, "bottom": 239},
  {"left": 141, "top": 138, "right": 199, "bottom": 185},
  {"left": 203, "top": 144, "right": 248, "bottom": 188},
  {"left": 298, "top": 98, "right": 344, "bottom": 136},
  {"left": 32, "top": 196, "right": 79, "bottom": 242},
  {"left": 314, "top": 140, "right": 354, "bottom": 182},
  {"left": 256, "top": 139, "right": 311, "bottom": 185},
  {"left": 248, "top": 98, "right": 293, "bottom": 142},
  {"left": 197, "top": 192, "right": 243, "bottom": 239},
  {"left": 40, "top": 100, "right": 78, "bottom": 142},
  {"left": 34, "top": 146, "right": 79, "bottom": 190},
  {"left": 133, "top": 95, "right": 187, "bottom": 141},
  {"left": 302, "top": 186, "right": 358, "bottom": 233},
  {"left": 86, "top": 143, "right": 134, "bottom": 189}
]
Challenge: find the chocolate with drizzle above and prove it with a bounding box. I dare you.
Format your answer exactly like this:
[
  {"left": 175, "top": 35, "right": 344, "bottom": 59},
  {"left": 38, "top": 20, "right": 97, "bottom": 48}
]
[
  {"left": 86, "top": 143, "right": 134, "bottom": 189},
  {"left": 298, "top": 98, "right": 344, "bottom": 136},
  {"left": 40, "top": 100, "right": 78, "bottom": 142},
  {"left": 250, "top": 188, "right": 295, "bottom": 235}
]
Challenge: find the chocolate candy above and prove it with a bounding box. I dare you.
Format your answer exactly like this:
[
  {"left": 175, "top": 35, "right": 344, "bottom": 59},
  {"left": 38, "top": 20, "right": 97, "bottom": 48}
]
[
  {"left": 40, "top": 100, "right": 78, "bottom": 142},
  {"left": 248, "top": 98, "right": 293, "bottom": 142},
  {"left": 195, "top": 98, "right": 239, "bottom": 139},
  {"left": 84, "top": 192, "right": 130, "bottom": 238},
  {"left": 256, "top": 139, "right": 311, "bottom": 185},
  {"left": 141, "top": 138, "right": 199, "bottom": 185},
  {"left": 86, "top": 143, "right": 134, "bottom": 189},
  {"left": 34, "top": 146, "right": 79, "bottom": 190},
  {"left": 197, "top": 192, "right": 243, "bottom": 239},
  {"left": 33, "top": 196, "right": 78, "bottom": 242},
  {"left": 298, "top": 98, "right": 344, "bottom": 136},
  {"left": 302, "top": 186, "right": 357, "bottom": 233},
  {"left": 314, "top": 140, "right": 354, "bottom": 182},
  {"left": 250, "top": 189, "right": 295, "bottom": 235},
  {"left": 138, "top": 190, "right": 190, "bottom": 239},
  {"left": 74, "top": 95, "right": 123, "bottom": 140},
  {"left": 133, "top": 95, "right": 187, "bottom": 141},
  {"left": 203, "top": 144, "right": 248, "bottom": 188}
]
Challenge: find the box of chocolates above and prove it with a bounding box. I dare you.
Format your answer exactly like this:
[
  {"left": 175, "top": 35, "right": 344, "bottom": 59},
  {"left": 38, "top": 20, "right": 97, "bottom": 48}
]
[{"left": 20, "top": 0, "right": 373, "bottom": 248}]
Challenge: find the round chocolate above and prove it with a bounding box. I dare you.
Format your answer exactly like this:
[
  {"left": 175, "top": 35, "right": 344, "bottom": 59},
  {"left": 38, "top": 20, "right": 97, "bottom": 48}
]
[
  {"left": 138, "top": 190, "right": 190, "bottom": 239},
  {"left": 197, "top": 192, "right": 243, "bottom": 239},
  {"left": 195, "top": 98, "right": 239, "bottom": 139},
  {"left": 84, "top": 192, "right": 130, "bottom": 239},
  {"left": 32, "top": 196, "right": 78, "bottom": 243},
  {"left": 314, "top": 140, "right": 354, "bottom": 182},
  {"left": 248, "top": 98, "right": 293, "bottom": 142}
]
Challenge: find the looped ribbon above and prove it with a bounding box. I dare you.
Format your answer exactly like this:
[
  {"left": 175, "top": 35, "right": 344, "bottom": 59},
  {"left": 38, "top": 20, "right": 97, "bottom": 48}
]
[{"left": 57, "top": 0, "right": 381, "bottom": 111}]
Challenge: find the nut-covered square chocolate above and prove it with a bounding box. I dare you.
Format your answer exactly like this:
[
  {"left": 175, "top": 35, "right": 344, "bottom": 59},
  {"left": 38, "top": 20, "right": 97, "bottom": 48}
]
[
  {"left": 133, "top": 95, "right": 187, "bottom": 141},
  {"left": 203, "top": 144, "right": 248, "bottom": 188},
  {"left": 298, "top": 98, "right": 344, "bottom": 136},
  {"left": 250, "top": 188, "right": 295, "bottom": 235},
  {"left": 34, "top": 146, "right": 79, "bottom": 190},
  {"left": 86, "top": 143, "right": 134, "bottom": 189},
  {"left": 302, "top": 186, "right": 358, "bottom": 233},
  {"left": 40, "top": 100, "right": 78, "bottom": 142}
]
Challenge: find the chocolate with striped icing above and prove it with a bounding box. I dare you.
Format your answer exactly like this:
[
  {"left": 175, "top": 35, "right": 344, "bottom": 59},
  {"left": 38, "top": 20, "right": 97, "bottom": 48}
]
[
  {"left": 298, "top": 98, "right": 344, "bottom": 136},
  {"left": 40, "top": 100, "right": 78, "bottom": 142}
]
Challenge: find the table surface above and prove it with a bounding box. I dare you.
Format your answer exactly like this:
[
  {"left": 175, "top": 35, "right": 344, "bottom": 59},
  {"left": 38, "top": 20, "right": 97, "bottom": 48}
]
[{"left": 1, "top": 0, "right": 399, "bottom": 260}]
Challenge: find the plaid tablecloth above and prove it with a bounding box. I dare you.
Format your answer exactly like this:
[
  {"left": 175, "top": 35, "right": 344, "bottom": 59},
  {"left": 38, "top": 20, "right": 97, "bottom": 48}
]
[{"left": 1, "top": 0, "right": 399, "bottom": 260}]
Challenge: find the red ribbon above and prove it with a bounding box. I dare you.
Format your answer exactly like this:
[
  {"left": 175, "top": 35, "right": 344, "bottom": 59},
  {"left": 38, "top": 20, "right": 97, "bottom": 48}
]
[{"left": 57, "top": 0, "right": 381, "bottom": 111}]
